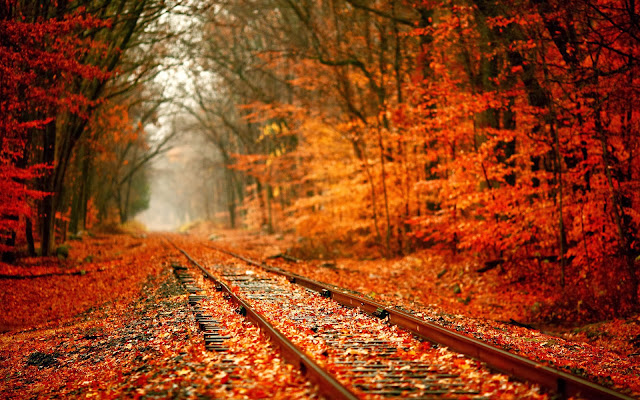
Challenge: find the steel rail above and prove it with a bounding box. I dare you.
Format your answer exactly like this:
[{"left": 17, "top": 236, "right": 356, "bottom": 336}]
[
  {"left": 205, "top": 243, "right": 635, "bottom": 400},
  {"left": 168, "top": 241, "right": 358, "bottom": 400}
]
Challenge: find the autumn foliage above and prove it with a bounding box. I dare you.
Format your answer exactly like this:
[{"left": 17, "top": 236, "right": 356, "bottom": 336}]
[
  {"left": 1, "top": 0, "right": 638, "bottom": 321},
  {"left": 0, "top": 4, "right": 107, "bottom": 253},
  {"left": 190, "top": 0, "right": 640, "bottom": 320},
  {"left": 397, "top": 0, "right": 640, "bottom": 319},
  {"left": 1, "top": 0, "right": 173, "bottom": 257}
]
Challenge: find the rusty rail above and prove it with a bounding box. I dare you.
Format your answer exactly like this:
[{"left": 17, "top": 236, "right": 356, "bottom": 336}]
[
  {"left": 170, "top": 242, "right": 358, "bottom": 400},
  {"left": 205, "top": 243, "right": 635, "bottom": 400}
]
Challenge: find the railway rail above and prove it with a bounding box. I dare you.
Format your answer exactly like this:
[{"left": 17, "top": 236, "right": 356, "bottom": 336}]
[{"left": 167, "top": 237, "right": 634, "bottom": 400}]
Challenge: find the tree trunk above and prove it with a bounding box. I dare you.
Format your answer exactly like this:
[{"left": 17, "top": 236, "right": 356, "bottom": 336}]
[
  {"left": 255, "top": 179, "right": 267, "bottom": 229},
  {"left": 121, "top": 173, "right": 134, "bottom": 224},
  {"left": 551, "top": 122, "right": 567, "bottom": 287},
  {"left": 26, "top": 218, "right": 35, "bottom": 256},
  {"left": 1, "top": 219, "right": 17, "bottom": 263},
  {"left": 69, "top": 144, "right": 87, "bottom": 234},
  {"left": 225, "top": 168, "right": 236, "bottom": 228},
  {"left": 376, "top": 121, "right": 391, "bottom": 257},
  {"left": 80, "top": 153, "right": 93, "bottom": 230},
  {"left": 596, "top": 107, "right": 638, "bottom": 301},
  {"left": 39, "top": 121, "right": 56, "bottom": 257},
  {"left": 266, "top": 184, "right": 274, "bottom": 234}
]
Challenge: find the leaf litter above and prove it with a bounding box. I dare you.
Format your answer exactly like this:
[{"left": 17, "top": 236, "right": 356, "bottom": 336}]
[
  {"left": 200, "top": 228, "right": 640, "bottom": 398},
  {"left": 0, "top": 234, "right": 318, "bottom": 399},
  {"left": 1, "top": 231, "right": 638, "bottom": 398},
  {"left": 174, "top": 236, "right": 548, "bottom": 399}
]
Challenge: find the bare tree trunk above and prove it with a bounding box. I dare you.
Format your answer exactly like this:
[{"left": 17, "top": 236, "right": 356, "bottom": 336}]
[
  {"left": 26, "top": 218, "right": 35, "bottom": 256},
  {"left": 39, "top": 121, "right": 56, "bottom": 256},
  {"left": 551, "top": 122, "right": 567, "bottom": 287},
  {"left": 376, "top": 122, "right": 391, "bottom": 256},
  {"left": 596, "top": 107, "right": 638, "bottom": 300}
]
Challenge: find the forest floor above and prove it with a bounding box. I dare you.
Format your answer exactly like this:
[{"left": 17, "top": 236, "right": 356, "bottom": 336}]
[
  {"left": 0, "top": 233, "right": 316, "bottom": 399},
  {"left": 0, "top": 229, "right": 639, "bottom": 398}
]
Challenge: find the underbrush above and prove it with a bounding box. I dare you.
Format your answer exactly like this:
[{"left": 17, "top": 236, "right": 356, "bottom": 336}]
[
  {"left": 92, "top": 219, "right": 147, "bottom": 235},
  {"left": 500, "top": 257, "right": 639, "bottom": 326},
  {"left": 203, "top": 226, "right": 640, "bottom": 327}
]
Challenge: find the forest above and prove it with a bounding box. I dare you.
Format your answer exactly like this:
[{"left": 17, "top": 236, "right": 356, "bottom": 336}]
[{"left": 1, "top": 0, "right": 639, "bottom": 323}]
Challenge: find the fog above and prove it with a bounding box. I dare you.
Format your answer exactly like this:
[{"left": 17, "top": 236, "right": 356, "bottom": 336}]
[
  {"left": 138, "top": 127, "right": 224, "bottom": 231},
  {"left": 135, "top": 7, "right": 233, "bottom": 232}
]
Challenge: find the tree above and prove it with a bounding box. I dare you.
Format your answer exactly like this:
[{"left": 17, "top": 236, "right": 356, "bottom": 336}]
[
  {"left": 85, "top": 100, "right": 168, "bottom": 225},
  {"left": 0, "top": 0, "right": 188, "bottom": 256},
  {"left": 0, "top": 1, "right": 110, "bottom": 257},
  {"left": 404, "top": 0, "right": 640, "bottom": 314},
  {"left": 35, "top": 0, "right": 173, "bottom": 255},
  {"left": 187, "top": 0, "right": 638, "bottom": 316}
]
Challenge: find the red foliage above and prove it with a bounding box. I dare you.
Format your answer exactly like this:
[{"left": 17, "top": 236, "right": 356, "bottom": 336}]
[
  {"left": 395, "top": 0, "right": 640, "bottom": 314},
  {"left": 209, "top": 2, "right": 638, "bottom": 317},
  {"left": 0, "top": 164, "right": 47, "bottom": 251},
  {"left": 0, "top": 5, "right": 110, "bottom": 251}
]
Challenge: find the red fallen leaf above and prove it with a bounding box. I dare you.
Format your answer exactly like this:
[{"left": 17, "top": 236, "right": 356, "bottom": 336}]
[
  {"left": 135, "top": 375, "right": 147, "bottom": 386},
  {"left": 245, "top": 387, "right": 269, "bottom": 397}
]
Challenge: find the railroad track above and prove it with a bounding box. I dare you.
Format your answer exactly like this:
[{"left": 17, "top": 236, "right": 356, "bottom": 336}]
[{"left": 166, "top": 237, "right": 634, "bottom": 400}]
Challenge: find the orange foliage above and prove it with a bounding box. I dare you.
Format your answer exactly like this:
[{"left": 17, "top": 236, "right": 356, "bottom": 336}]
[{"left": 210, "top": 0, "right": 639, "bottom": 317}]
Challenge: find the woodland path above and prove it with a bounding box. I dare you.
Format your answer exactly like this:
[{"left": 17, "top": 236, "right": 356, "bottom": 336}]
[{"left": 0, "top": 233, "right": 639, "bottom": 399}]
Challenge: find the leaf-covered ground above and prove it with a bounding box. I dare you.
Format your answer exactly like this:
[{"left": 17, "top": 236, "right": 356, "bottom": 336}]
[
  {"left": 1, "top": 230, "right": 639, "bottom": 398},
  {"left": 0, "top": 234, "right": 317, "bottom": 399},
  {"left": 174, "top": 237, "right": 548, "bottom": 399},
  {"left": 197, "top": 227, "right": 640, "bottom": 398}
]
